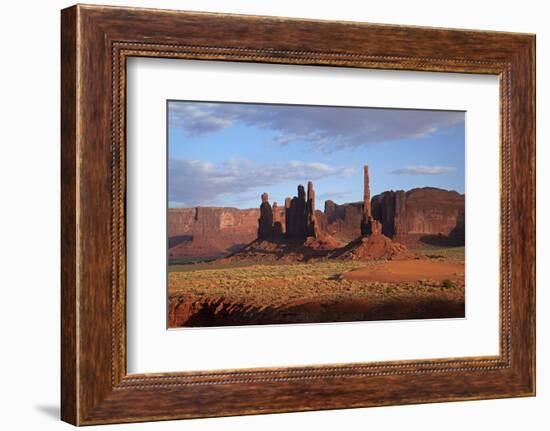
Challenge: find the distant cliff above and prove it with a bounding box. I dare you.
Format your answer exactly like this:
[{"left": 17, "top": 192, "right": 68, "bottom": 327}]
[
  {"left": 371, "top": 187, "right": 465, "bottom": 246},
  {"left": 320, "top": 200, "right": 363, "bottom": 243},
  {"left": 168, "top": 207, "right": 261, "bottom": 261}
]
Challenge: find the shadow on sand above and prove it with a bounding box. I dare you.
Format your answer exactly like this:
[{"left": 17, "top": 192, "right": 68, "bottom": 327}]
[{"left": 169, "top": 296, "right": 465, "bottom": 328}]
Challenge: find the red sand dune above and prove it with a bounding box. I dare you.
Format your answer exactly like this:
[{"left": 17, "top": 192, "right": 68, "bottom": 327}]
[{"left": 341, "top": 260, "right": 464, "bottom": 283}]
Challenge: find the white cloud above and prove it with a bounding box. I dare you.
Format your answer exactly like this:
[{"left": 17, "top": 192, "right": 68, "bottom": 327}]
[
  {"left": 169, "top": 104, "right": 233, "bottom": 135},
  {"left": 390, "top": 165, "right": 457, "bottom": 175},
  {"left": 169, "top": 158, "right": 355, "bottom": 207},
  {"left": 168, "top": 102, "right": 464, "bottom": 152}
]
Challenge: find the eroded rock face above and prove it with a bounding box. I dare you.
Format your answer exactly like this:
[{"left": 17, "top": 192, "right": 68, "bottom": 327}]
[
  {"left": 448, "top": 208, "right": 465, "bottom": 244},
  {"left": 168, "top": 207, "right": 259, "bottom": 260},
  {"left": 167, "top": 208, "right": 196, "bottom": 247},
  {"left": 371, "top": 187, "right": 465, "bottom": 246},
  {"left": 323, "top": 200, "right": 363, "bottom": 242}
]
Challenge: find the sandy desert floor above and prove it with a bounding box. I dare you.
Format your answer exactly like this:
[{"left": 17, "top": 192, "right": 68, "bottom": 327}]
[{"left": 168, "top": 247, "right": 465, "bottom": 327}]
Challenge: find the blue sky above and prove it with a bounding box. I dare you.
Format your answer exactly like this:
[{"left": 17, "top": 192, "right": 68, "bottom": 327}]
[{"left": 168, "top": 101, "right": 465, "bottom": 209}]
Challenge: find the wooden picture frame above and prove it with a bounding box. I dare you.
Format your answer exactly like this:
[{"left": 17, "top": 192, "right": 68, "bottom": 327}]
[{"left": 61, "top": 4, "right": 535, "bottom": 425}]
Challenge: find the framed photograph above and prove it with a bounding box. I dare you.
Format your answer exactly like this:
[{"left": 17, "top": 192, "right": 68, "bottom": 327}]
[{"left": 61, "top": 4, "right": 535, "bottom": 425}]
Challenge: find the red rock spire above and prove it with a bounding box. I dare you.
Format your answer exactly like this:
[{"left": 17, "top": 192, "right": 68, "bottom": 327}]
[
  {"left": 361, "top": 165, "right": 381, "bottom": 235},
  {"left": 363, "top": 165, "right": 371, "bottom": 219}
]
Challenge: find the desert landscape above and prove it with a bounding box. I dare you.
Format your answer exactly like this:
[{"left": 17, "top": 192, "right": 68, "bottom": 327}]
[{"left": 168, "top": 165, "right": 465, "bottom": 327}]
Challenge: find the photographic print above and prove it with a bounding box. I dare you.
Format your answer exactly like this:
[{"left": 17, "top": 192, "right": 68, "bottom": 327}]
[{"left": 167, "top": 101, "right": 465, "bottom": 328}]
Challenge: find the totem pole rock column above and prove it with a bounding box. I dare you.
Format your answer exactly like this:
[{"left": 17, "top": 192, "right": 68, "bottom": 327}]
[
  {"left": 258, "top": 192, "right": 274, "bottom": 239},
  {"left": 296, "top": 184, "right": 308, "bottom": 237},
  {"left": 363, "top": 165, "right": 371, "bottom": 220},
  {"left": 284, "top": 197, "right": 293, "bottom": 237},
  {"left": 361, "top": 165, "right": 382, "bottom": 235},
  {"left": 307, "top": 181, "right": 320, "bottom": 237}
]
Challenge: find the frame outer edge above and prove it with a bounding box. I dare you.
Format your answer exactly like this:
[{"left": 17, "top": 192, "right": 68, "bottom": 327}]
[
  {"left": 525, "top": 35, "right": 537, "bottom": 396},
  {"left": 526, "top": 35, "right": 536, "bottom": 395},
  {"left": 502, "top": 35, "right": 536, "bottom": 395},
  {"left": 61, "top": 5, "right": 79, "bottom": 426},
  {"left": 61, "top": 4, "right": 536, "bottom": 425},
  {"left": 531, "top": 34, "right": 536, "bottom": 396}
]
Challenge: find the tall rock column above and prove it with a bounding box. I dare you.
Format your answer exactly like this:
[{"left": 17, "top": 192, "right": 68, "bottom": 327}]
[
  {"left": 258, "top": 192, "right": 274, "bottom": 240},
  {"left": 361, "top": 165, "right": 382, "bottom": 235},
  {"left": 295, "top": 185, "right": 308, "bottom": 237},
  {"left": 363, "top": 165, "right": 371, "bottom": 220},
  {"left": 284, "top": 197, "right": 293, "bottom": 237},
  {"left": 307, "top": 181, "right": 320, "bottom": 237}
]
